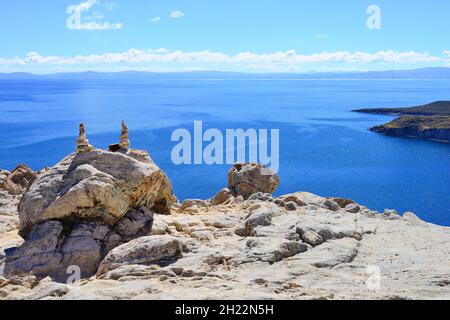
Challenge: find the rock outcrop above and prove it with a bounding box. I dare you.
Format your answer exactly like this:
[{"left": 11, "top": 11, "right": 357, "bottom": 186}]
[
  {"left": 2, "top": 187, "right": 449, "bottom": 300},
  {"left": 369, "top": 116, "right": 450, "bottom": 143},
  {"left": 1, "top": 141, "right": 450, "bottom": 299},
  {"left": 228, "top": 163, "right": 280, "bottom": 199},
  {"left": 354, "top": 102, "right": 450, "bottom": 143},
  {"left": 3, "top": 134, "right": 176, "bottom": 281}
]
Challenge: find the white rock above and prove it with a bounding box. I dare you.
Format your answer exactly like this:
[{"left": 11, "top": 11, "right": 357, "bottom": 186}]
[{"left": 97, "top": 236, "right": 183, "bottom": 275}]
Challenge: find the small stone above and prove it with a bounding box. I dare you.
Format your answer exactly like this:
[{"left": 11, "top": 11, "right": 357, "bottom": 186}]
[
  {"left": 180, "top": 199, "right": 209, "bottom": 211},
  {"left": 345, "top": 203, "right": 360, "bottom": 213},
  {"left": 323, "top": 200, "right": 340, "bottom": 212},
  {"left": 181, "top": 269, "right": 196, "bottom": 277},
  {"left": 384, "top": 209, "right": 401, "bottom": 220},
  {"left": 297, "top": 228, "right": 324, "bottom": 246},
  {"left": 211, "top": 188, "right": 231, "bottom": 205},
  {"left": 159, "top": 275, "right": 169, "bottom": 281},
  {"left": 384, "top": 209, "right": 399, "bottom": 217},
  {"left": 170, "top": 267, "right": 184, "bottom": 275},
  {"left": 248, "top": 192, "right": 272, "bottom": 202},
  {"left": 285, "top": 202, "right": 297, "bottom": 211},
  {"left": 282, "top": 196, "right": 306, "bottom": 207},
  {"left": 231, "top": 196, "right": 244, "bottom": 205},
  {"left": 331, "top": 198, "right": 355, "bottom": 208},
  {"left": 273, "top": 199, "right": 285, "bottom": 207}
]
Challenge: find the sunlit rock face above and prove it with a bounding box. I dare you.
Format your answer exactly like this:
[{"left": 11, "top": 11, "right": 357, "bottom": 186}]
[{"left": 4, "top": 148, "right": 176, "bottom": 282}]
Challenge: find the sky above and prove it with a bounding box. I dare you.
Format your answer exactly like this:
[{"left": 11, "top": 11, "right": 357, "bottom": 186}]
[{"left": 1, "top": 0, "right": 450, "bottom": 73}]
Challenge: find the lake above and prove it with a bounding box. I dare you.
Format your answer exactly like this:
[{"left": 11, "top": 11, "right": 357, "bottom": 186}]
[{"left": 1, "top": 77, "right": 449, "bottom": 226}]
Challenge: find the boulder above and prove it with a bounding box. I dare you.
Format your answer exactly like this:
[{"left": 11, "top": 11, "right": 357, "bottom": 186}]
[
  {"left": 18, "top": 149, "right": 175, "bottom": 237},
  {"left": 97, "top": 235, "right": 183, "bottom": 275},
  {"left": 5, "top": 148, "right": 175, "bottom": 282},
  {"left": 228, "top": 163, "right": 280, "bottom": 199},
  {"left": 211, "top": 188, "right": 232, "bottom": 205},
  {"left": 0, "top": 165, "right": 36, "bottom": 196}
]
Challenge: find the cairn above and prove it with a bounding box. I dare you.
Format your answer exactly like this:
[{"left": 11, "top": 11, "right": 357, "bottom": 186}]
[
  {"left": 119, "top": 120, "right": 130, "bottom": 150},
  {"left": 76, "top": 123, "right": 94, "bottom": 154}
]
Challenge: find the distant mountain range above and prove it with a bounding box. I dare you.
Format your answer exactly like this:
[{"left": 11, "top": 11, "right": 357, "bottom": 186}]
[{"left": 2, "top": 67, "right": 450, "bottom": 80}]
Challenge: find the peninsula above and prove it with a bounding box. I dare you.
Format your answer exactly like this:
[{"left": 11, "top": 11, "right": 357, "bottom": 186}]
[{"left": 353, "top": 101, "right": 450, "bottom": 142}]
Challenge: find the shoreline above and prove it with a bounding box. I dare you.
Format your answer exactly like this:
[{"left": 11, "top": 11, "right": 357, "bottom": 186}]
[{"left": 353, "top": 101, "right": 450, "bottom": 143}]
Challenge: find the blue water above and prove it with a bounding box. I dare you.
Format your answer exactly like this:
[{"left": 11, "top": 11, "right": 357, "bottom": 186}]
[{"left": 0, "top": 78, "right": 449, "bottom": 226}]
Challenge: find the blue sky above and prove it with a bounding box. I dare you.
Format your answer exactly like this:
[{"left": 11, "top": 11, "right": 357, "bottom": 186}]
[{"left": 1, "top": 0, "right": 449, "bottom": 73}]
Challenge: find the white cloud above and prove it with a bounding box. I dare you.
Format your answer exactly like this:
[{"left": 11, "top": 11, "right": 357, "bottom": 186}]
[
  {"left": 67, "top": 0, "right": 122, "bottom": 30},
  {"left": 169, "top": 10, "right": 184, "bottom": 19},
  {"left": 316, "top": 34, "right": 329, "bottom": 39},
  {"left": 0, "top": 49, "right": 447, "bottom": 73},
  {"left": 150, "top": 16, "right": 161, "bottom": 23}
]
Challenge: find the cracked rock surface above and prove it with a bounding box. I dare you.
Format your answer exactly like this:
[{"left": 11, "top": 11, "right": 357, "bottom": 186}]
[{"left": 1, "top": 189, "right": 449, "bottom": 300}]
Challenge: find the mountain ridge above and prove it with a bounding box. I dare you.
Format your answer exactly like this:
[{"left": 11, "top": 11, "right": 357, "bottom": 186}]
[{"left": 2, "top": 67, "right": 450, "bottom": 80}]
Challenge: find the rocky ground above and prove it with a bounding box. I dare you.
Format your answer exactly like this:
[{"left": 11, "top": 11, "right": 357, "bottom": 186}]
[{"left": 1, "top": 147, "right": 449, "bottom": 300}]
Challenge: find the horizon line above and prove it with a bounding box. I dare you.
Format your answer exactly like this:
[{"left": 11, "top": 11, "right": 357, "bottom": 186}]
[{"left": 1, "top": 66, "right": 450, "bottom": 77}]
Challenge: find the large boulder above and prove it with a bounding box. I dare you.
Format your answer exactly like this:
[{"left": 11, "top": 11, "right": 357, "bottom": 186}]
[
  {"left": 228, "top": 163, "right": 280, "bottom": 199},
  {"left": 4, "top": 149, "right": 176, "bottom": 282},
  {"left": 18, "top": 150, "right": 175, "bottom": 237}
]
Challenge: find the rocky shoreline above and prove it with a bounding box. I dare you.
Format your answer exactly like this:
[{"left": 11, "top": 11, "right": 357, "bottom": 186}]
[
  {"left": 1, "top": 125, "right": 450, "bottom": 300},
  {"left": 369, "top": 116, "right": 450, "bottom": 143},
  {"left": 354, "top": 101, "right": 450, "bottom": 143}
]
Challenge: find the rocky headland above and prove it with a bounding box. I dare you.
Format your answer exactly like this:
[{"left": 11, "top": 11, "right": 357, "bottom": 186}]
[
  {"left": 354, "top": 101, "right": 450, "bottom": 142},
  {"left": 1, "top": 124, "right": 450, "bottom": 300}
]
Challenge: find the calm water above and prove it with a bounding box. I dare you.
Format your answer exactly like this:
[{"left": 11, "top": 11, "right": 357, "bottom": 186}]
[{"left": 0, "top": 78, "right": 449, "bottom": 226}]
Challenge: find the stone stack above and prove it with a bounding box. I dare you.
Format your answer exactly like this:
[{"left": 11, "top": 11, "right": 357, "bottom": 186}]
[
  {"left": 119, "top": 121, "right": 130, "bottom": 150},
  {"left": 4, "top": 126, "right": 176, "bottom": 282},
  {"left": 76, "top": 123, "right": 93, "bottom": 154}
]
